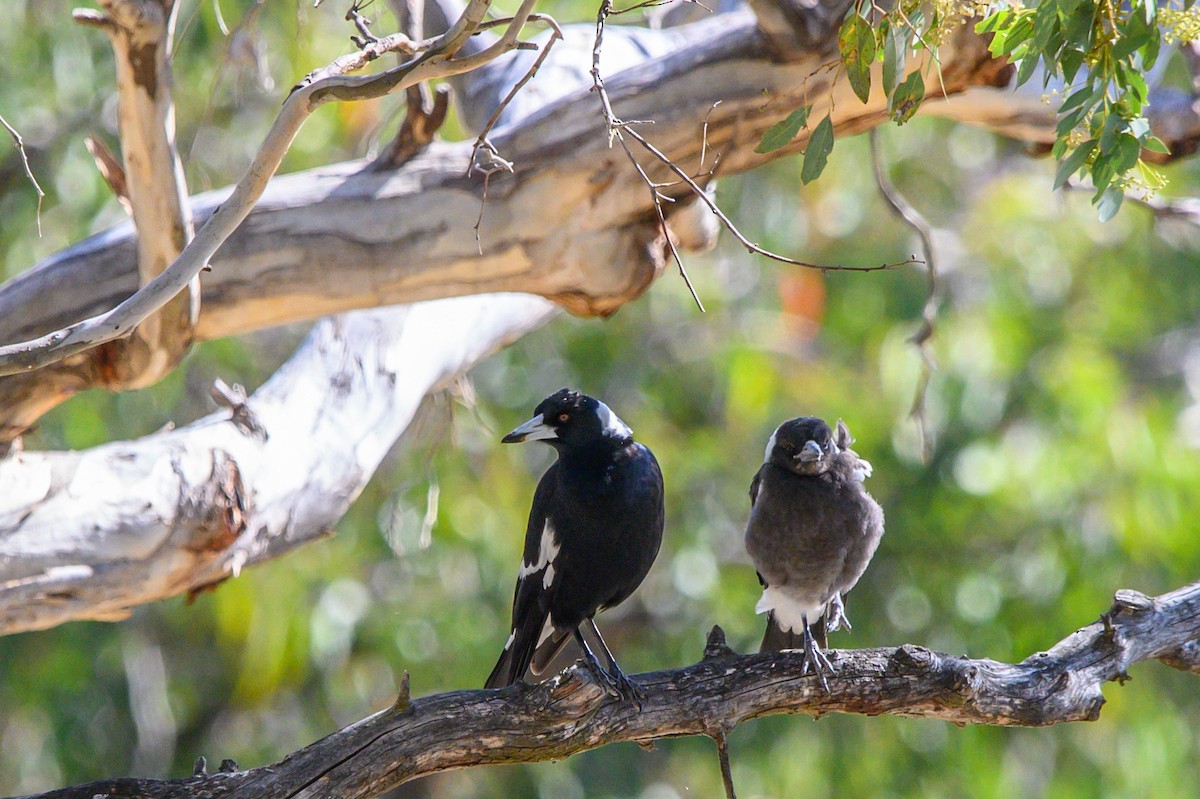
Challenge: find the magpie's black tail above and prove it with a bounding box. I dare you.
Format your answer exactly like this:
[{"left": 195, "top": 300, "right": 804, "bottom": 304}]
[
  {"left": 485, "top": 609, "right": 552, "bottom": 689},
  {"left": 759, "top": 612, "right": 828, "bottom": 653},
  {"left": 530, "top": 628, "right": 571, "bottom": 676}
]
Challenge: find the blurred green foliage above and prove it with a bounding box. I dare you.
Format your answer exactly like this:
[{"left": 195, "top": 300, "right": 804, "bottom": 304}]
[{"left": 3, "top": 1, "right": 1200, "bottom": 797}]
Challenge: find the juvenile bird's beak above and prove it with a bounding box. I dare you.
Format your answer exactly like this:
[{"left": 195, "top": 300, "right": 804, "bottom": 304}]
[
  {"left": 796, "top": 439, "right": 824, "bottom": 463},
  {"left": 502, "top": 413, "right": 558, "bottom": 444}
]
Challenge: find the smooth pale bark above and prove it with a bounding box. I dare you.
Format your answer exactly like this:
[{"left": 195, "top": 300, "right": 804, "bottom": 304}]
[
  {"left": 0, "top": 294, "right": 556, "bottom": 635},
  {"left": 17, "top": 582, "right": 1200, "bottom": 799}
]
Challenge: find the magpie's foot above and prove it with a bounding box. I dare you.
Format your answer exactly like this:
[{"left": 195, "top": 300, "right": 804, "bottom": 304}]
[
  {"left": 610, "top": 668, "right": 646, "bottom": 707},
  {"left": 827, "top": 593, "right": 852, "bottom": 634},
  {"left": 582, "top": 655, "right": 624, "bottom": 699}
]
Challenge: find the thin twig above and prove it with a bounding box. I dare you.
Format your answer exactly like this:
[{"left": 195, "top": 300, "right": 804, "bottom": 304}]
[
  {"left": 1, "top": 113, "right": 44, "bottom": 236},
  {"left": 0, "top": 0, "right": 537, "bottom": 377},
  {"left": 468, "top": 13, "right": 564, "bottom": 171},
  {"left": 870, "top": 128, "right": 939, "bottom": 461},
  {"left": 592, "top": 0, "right": 705, "bottom": 310},
  {"left": 713, "top": 729, "right": 738, "bottom": 799},
  {"left": 590, "top": 3, "right": 918, "bottom": 288}
]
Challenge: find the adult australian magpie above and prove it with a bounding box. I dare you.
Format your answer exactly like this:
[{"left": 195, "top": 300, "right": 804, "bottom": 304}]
[
  {"left": 485, "top": 388, "right": 664, "bottom": 699},
  {"left": 744, "top": 416, "right": 884, "bottom": 690}
]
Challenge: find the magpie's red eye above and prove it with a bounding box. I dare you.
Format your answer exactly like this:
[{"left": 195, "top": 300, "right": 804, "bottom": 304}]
[{"left": 558, "top": 413, "right": 570, "bottom": 423}]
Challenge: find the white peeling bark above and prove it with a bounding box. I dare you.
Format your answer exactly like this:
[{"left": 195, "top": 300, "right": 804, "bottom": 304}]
[{"left": 0, "top": 294, "right": 557, "bottom": 635}]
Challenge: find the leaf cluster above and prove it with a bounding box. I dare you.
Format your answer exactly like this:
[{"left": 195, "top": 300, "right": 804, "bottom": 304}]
[{"left": 757, "top": 0, "right": 1191, "bottom": 219}]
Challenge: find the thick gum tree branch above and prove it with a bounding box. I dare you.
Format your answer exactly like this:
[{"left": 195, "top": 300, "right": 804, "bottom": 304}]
[
  {"left": 16, "top": 580, "right": 1200, "bottom": 799},
  {"left": 0, "top": 0, "right": 535, "bottom": 379},
  {"left": 0, "top": 294, "right": 557, "bottom": 636},
  {"left": 0, "top": 1, "right": 201, "bottom": 449}
]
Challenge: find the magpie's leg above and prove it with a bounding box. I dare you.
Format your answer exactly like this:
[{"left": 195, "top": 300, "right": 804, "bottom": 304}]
[
  {"left": 585, "top": 618, "right": 645, "bottom": 702},
  {"left": 827, "top": 592, "right": 852, "bottom": 634},
  {"left": 800, "top": 614, "right": 833, "bottom": 693},
  {"left": 573, "top": 628, "right": 622, "bottom": 699}
]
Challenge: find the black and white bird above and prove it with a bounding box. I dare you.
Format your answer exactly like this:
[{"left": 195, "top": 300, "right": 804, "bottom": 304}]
[
  {"left": 744, "top": 417, "right": 884, "bottom": 689},
  {"left": 485, "top": 389, "right": 665, "bottom": 699}
]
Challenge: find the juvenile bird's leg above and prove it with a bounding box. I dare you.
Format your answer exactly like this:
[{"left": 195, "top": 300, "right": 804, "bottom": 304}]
[
  {"left": 585, "top": 618, "right": 645, "bottom": 702},
  {"left": 574, "top": 628, "right": 624, "bottom": 700},
  {"left": 800, "top": 613, "right": 834, "bottom": 692},
  {"left": 826, "top": 592, "right": 852, "bottom": 633}
]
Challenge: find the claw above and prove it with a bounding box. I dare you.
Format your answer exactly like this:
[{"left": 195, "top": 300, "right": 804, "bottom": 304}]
[
  {"left": 827, "top": 593, "right": 852, "bottom": 633},
  {"left": 801, "top": 614, "right": 834, "bottom": 692}
]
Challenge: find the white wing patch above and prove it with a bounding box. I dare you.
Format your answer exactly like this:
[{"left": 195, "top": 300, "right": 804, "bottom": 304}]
[
  {"left": 596, "top": 401, "right": 633, "bottom": 439},
  {"left": 504, "top": 631, "right": 515, "bottom": 650},
  {"left": 851, "top": 457, "right": 873, "bottom": 482},
  {"left": 519, "top": 520, "right": 561, "bottom": 578},
  {"left": 755, "top": 586, "right": 826, "bottom": 634}
]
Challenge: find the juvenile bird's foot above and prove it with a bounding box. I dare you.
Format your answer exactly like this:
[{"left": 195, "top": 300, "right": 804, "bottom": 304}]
[
  {"left": 801, "top": 621, "right": 834, "bottom": 692},
  {"left": 827, "top": 593, "right": 852, "bottom": 634}
]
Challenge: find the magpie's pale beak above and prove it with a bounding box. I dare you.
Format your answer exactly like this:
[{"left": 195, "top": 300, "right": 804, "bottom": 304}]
[
  {"left": 502, "top": 413, "right": 558, "bottom": 444},
  {"left": 796, "top": 439, "right": 824, "bottom": 463}
]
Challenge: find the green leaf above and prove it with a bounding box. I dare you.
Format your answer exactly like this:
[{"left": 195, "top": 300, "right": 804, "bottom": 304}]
[
  {"left": 839, "top": 14, "right": 877, "bottom": 105},
  {"left": 1031, "top": 0, "right": 1060, "bottom": 55},
  {"left": 1114, "top": 133, "right": 1141, "bottom": 173},
  {"left": 975, "top": 10, "right": 1010, "bottom": 34},
  {"left": 890, "top": 70, "right": 925, "bottom": 125},
  {"left": 1095, "top": 185, "right": 1124, "bottom": 222},
  {"left": 801, "top": 115, "right": 835, "bottom": 185},
  {"left": 1053, "top": 139, "right": 1097, "bottom": 190},
  {"left": 1059, "top": 48, "right": 1085, "bottom": 83},
  {"left": 1099, "top": 113, "right": 1123, "bottom": 154},
  {"left": 755, "top": 106, "right": 812, "bottom": 154},
  {"left": 1144, "top": 135, "right": 1170, "bottom": 154},
  {"left": 1058, "top": 85, "right": 1096, "bottom": 116},
  {"left": 883, "top": 24, "right": 907, "bottom": 98},
  {"left": 1014, "top": 47, "right": 1041, "bottom": 87}
]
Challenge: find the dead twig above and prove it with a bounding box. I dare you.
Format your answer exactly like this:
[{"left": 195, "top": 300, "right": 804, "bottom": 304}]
[
  {"left": 870, "top": 128, "right": 939, "bottom": 461},
  {"left": 589, "top": 0, "right": 918, "bottom": 313},
  {"left": 1, "top": 113, "right": 44, "bottom": 235}
]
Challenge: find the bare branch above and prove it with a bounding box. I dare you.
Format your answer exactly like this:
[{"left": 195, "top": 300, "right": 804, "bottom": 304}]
[
  {"left": 0, "top": 113, "right": 44, "bottom": 234},
  {"left": 0, "top": 0, "right": 536, "bottom": 379},
  {"left": 18, "top": 580, "right": 1200, "bottom": 799},
  {"left": 590, "top": 0, "right": 920, "bottom": 290},
  {"left": 0, "top": 294, "right": 557, "bottom": 636},
  {"left": 870, "top": 128, "right": 940, "bottom": 460}
]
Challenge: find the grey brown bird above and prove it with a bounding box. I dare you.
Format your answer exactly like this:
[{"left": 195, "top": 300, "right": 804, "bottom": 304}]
[{"left": 744, "top": 416, "right": 884, "bottom": 689}]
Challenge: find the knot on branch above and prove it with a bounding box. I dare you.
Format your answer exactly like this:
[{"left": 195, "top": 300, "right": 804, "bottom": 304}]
[
  {"left": 703, "top": 625, "right": 738, "bottom": 661},
  {"left": 211, "top": 378, "right": 268, "bottom": 442},
  {"left": 889, "top": 643, "right": 936, "bottom": 671}
]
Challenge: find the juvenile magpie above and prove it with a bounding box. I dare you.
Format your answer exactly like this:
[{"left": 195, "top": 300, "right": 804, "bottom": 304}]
[
  {"left": 744, "top": 417, "right": 884, "bottom": 690},
  {"left": 485, "top": 388, "right": 665, "bottom": 699}
]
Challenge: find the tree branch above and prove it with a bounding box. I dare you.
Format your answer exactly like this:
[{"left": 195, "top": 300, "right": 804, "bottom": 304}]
[
  {"left": 0, "top": 294, "right": 556, "bottom": 636},
  {"left": 18, "top": 579, "right": 1200, "bottom": 799},
  {"left": 0, "top": 0, "right": 536, "bottom": 379}
]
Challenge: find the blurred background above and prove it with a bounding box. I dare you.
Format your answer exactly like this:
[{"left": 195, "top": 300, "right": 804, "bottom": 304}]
[{"left": 3, "top": 1, "right": 1200, "bottom": 797}]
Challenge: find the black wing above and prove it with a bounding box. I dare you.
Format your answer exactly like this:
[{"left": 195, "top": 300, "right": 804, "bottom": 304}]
[{"left": 485, "top": 463, "right": 559, "bottom": 689}]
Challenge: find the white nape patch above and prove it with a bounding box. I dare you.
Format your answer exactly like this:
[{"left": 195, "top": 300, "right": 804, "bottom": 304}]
[
  {"left": 851, "top": 457, "right": 873, "bottom": 482},
  {"left": 519, "top": 520, "right": 561, "bottom": 579},
  {"left": 596, "top": 401, "right": 633, "bottom": 439},
  {"left": 755, "top": 587, "right": 825, "bottom": 634},
  {"left": 763, "top": 427, "right": 781, "bottom": 463},
  {"left": 504, "top": 631, "right": 515, "bottom": 650}
]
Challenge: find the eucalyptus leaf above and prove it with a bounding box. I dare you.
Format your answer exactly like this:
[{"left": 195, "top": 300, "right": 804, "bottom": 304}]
[
  {"left": 801, "top": 115, "right": 835, "bottom": 184},
  {"left": 755, "top": 106, "right": 812, "bottom": 154}
]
